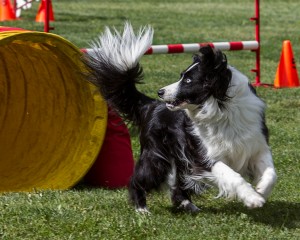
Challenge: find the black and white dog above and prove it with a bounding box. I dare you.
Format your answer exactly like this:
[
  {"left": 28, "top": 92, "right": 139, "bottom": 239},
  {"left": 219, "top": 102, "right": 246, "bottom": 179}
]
[{"left": 84, "top": 23, "right": 277, "bottom": 214}]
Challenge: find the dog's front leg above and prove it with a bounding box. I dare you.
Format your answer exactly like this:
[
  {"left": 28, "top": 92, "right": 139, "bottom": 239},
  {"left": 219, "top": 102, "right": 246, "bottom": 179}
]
[
  {"left": 252, "top": 149, "right": 277, "bottom": 200},
  {"left": 210, "top": 161, "right": 265, "bottom": 208}
]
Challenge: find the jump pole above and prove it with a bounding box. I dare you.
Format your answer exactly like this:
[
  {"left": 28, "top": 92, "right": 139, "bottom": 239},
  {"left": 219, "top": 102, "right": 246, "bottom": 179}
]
[
  {"left": 250, "top": 0, "right": 261, "bottom": 86},
  {"left": 82, "top": 0, "right": 261, "bottom": 85},
  {"left": 82, "top": 41, "right": 259, "bottom": 55}
]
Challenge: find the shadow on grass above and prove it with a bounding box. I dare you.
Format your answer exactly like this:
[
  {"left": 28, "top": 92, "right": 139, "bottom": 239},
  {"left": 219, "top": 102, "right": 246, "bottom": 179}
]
[
  {"left": 74, "top": 183, "right": 299, "bottom": 230},
  {"left": 199, "top": 200, "right": 300, "bottom": 229},
  {"left": 245, "top": 201, "right": 300, "bottom": 229}
]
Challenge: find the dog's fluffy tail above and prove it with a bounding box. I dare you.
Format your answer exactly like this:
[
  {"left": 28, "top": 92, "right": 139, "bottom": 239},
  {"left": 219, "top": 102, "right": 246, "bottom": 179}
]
[{"left": 84, "top": 22, "right": 154, "bottom": 126}]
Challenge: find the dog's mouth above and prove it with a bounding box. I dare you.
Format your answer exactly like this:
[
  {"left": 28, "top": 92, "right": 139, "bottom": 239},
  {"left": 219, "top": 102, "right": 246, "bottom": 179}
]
[{"left": 165, "top": 99, "right": 188, "bottom": 110}]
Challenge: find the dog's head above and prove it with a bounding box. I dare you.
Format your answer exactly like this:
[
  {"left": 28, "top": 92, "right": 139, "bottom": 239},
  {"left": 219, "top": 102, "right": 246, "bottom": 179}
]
[{"left": 158, "top": 45, "right": 232, "bottom": 111}]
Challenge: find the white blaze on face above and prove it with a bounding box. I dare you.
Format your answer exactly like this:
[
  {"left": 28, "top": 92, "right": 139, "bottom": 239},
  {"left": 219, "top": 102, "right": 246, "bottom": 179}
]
[
  {"left": 185, "top": 62, "right": 200, "bottom": 73},
  {"left": 160, "top": 62, "right": 200, "bottom": 111},
  {"left": 161, "top": 62, "right": 200, "bottom": 101},
  {"left": 160, "top": 81, "right": 181, "bottom": 102}
]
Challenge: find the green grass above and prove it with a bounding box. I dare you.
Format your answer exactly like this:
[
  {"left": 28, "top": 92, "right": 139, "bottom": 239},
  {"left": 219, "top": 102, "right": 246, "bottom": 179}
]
[{"left": 1, "top": 0, "right": 300, "bottom": 239}]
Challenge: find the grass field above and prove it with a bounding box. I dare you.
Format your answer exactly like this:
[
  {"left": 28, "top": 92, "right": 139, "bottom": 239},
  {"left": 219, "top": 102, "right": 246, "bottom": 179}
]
[{"left": 1, "top": 0, "right": 300, "bottom": 239}]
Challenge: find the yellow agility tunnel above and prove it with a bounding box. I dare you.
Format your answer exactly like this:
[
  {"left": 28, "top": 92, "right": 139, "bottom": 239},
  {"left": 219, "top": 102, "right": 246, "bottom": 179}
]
[{"left": 0, "top": 28, "right": 107, "bottom": 192}]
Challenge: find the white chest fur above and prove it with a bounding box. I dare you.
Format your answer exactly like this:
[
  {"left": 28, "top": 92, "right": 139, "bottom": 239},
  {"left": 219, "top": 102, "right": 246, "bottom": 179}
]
[{"left": 185, "top": 67, "right": 268, "bottom": 173}]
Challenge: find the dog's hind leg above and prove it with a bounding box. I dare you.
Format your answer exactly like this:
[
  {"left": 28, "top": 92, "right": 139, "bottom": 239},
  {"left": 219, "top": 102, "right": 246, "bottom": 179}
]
[
  {"left": 129, "top": 179, "right": 149, "bottom": 214},
  {"left": 171, "top": 187, "right": 200, "bottom": 214},
  {"left": 168, "top": 163, "right": 200, "bottom": 213},
  {"left": 129, "top": 152, "right": 171, "bottom": 213}
]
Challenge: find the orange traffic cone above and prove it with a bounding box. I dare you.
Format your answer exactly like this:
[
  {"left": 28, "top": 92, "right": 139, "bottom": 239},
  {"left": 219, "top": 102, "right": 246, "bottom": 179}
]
[
  {"left": 274, "top": 40, "right": 300, "bottom": 88},
  {"left": 35, "top": 0, "right": 54, "bottom": 22},
  {"left": 0, "top": 0, "right": 16, "bottom": 21}
]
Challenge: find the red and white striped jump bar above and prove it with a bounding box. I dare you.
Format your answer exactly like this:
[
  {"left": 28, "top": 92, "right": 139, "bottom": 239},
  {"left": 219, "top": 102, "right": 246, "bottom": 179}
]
[
  {"left": 82, "top": 41, "right": 258, "bottom": 55},
  {"left": 145, "top": 41, "right": 259, "bottom": 54}
]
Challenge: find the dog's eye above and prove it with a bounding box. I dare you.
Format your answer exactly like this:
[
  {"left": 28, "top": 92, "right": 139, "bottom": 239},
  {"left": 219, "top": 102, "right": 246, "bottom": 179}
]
[{"left": 184, "top": 78, "right": 192, "bottom": 84}]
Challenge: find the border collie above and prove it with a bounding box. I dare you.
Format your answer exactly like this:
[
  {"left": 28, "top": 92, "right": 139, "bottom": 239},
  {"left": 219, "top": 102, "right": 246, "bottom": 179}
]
[{"left": 84, "top": 23, "right": 277, "bottom": 214}]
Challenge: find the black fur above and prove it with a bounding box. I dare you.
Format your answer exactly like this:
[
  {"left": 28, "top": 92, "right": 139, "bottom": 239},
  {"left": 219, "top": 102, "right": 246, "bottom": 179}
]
[
  {"left": 159, "top": 47, "right": 232, "bottom": 110},
  {"left": 84, "top": 46, "right": 224, "bottom": 213},
  {"left": 84, "top": 44, "right": 273, "bottom": 213}
]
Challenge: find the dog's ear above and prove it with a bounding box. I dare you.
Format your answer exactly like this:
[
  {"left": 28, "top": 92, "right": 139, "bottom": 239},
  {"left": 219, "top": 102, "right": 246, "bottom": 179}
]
[
  {"left": 212, "top": 50, "right": 232, "bottom": 101},
  {"left": 194, "top": 45, "right": 216, "bottom": 68},
  {"left": 197, "top": 46, "right": 232, "bottom": 103},
  {"left": 213, "top": 50, "right": 228, "bottom": 74},
  {"left": 208, "top": 50, "right": 232, "bottom": 103}
]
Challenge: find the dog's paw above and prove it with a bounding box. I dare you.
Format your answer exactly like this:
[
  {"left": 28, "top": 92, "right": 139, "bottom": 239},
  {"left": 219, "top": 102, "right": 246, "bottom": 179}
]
[
  {"left": 243, "top": 193, "right": 265, "bottom": 209},
  {"left": 177, "top": 200, "right": 201, "bottom": 214},
  {"left": 255, "top": 175, "right": 277, "bottom": 200},
  {"left": 185, "top": 202, "right": 201, "bottom": 214},
  {"left": 135, "top": 207, "right": 151, "bottom": 215},
  {"left": 256, "top": 186, "right": 271, "bottom": 199}
]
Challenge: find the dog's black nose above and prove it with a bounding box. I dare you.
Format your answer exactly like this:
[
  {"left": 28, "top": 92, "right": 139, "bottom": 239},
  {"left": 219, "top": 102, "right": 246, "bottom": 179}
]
[{"left": 158, "top": 89, "right": 165, "bottom": 98}]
